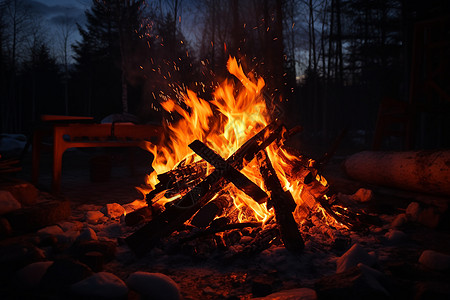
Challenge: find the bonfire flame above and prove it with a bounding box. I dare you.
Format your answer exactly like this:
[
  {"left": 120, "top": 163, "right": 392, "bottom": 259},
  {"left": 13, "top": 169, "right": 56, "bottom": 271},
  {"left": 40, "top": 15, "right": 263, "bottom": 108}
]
[{"left": 143, "top": 57, "right": 335, "bottom": 226}]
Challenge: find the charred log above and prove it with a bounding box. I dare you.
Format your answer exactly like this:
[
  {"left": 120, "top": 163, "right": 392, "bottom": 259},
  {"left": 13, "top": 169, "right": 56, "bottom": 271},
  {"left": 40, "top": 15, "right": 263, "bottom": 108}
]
[
  {"left": 258, "top": 150, "right": 304, "bottom": 253},
  {"left": 189, "top": 140, "right": 268, "bottom": 203},
  {"left": 234, "top": 225, "right": 280, "bottom": 257},
  {"left": 190, "top": 195, "right": 230, "bottom": 228}
]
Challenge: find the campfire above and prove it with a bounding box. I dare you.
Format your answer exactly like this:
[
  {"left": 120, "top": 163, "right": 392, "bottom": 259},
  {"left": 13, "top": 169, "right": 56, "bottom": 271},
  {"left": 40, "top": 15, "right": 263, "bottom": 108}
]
[
  {"left": 3, "top": 57, "right": 450, "bottom": 300},
  {"left": 125, "top": 57, "right": 353, "bottom": 257}
]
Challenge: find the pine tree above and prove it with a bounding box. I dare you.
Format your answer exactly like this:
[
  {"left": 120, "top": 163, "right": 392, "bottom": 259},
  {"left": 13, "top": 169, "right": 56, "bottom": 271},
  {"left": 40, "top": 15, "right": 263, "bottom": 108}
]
[
  {"left": 21, "top": 42, "right": 62, "bottom": 120},
  {"left": 72, "top": 0, "right": 144, "bottom": 119}
]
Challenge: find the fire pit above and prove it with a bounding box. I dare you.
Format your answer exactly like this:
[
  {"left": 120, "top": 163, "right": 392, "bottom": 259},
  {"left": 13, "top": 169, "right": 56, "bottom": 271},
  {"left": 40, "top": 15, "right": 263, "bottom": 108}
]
[{"left": 124, "top": 57, "right": 357, "bottom": 257}]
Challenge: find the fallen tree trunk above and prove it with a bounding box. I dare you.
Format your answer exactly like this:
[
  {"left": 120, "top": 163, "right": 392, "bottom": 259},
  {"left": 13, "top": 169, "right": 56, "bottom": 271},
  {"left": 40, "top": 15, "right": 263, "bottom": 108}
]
[{"left": 343, "top": 150, "right": 450, "bottom": 197}]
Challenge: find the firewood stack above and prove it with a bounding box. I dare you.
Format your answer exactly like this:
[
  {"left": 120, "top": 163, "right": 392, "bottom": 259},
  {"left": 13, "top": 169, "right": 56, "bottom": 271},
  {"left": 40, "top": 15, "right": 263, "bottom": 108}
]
[{"left": 125, "top": 120, "right": 355, "bottom": 257}]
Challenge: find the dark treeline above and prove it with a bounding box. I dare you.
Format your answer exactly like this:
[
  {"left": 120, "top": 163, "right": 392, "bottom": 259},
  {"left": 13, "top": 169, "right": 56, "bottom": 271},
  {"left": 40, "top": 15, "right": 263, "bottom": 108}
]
[{"left": 1, "top": 0, "right": 449, "bottom": 149}]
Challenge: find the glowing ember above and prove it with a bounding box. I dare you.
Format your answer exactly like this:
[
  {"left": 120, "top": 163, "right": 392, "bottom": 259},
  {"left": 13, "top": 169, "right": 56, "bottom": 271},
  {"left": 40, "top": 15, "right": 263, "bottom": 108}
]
[{"left": 141, "top": 56, "right": 342, "bottom": 228}]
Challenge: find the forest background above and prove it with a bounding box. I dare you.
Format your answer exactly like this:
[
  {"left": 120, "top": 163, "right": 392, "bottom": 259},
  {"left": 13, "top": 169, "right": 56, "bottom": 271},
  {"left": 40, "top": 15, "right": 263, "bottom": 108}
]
[{"left": 1, "top": 0, "right": 449, "bottom": 150}]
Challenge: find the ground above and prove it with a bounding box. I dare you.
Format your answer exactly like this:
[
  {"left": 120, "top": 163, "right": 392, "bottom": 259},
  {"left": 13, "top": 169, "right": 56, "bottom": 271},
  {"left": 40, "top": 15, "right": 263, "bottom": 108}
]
[{"left": 1, "top": 137, "right": 450, "bottom": 299}]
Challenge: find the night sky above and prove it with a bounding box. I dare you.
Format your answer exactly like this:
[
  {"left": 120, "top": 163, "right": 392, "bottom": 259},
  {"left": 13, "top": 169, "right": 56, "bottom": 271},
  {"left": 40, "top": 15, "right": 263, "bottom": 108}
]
[{"left": 27, "top": 0, "right": 89, "bottom": 60}]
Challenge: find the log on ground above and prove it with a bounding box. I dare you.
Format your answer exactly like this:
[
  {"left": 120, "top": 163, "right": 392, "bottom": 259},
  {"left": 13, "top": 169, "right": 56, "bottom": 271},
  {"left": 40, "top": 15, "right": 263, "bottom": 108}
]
[{"left": 343, "top": 150, "right": 450, "bottom": 197}]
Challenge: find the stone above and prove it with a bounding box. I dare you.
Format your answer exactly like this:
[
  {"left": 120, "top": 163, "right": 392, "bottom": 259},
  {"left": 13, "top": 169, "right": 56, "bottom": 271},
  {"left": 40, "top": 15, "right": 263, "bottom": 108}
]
[
  {"left": 126, "top": 271, "right": 181, "bottom": 300},
  {"left": 384, "top": 229, "right": 407, "bottom": 244},
  {"left": 0, "top": 181, "right": 38, "bottom": 206},
  {"left": 350, "top": 188, "right": 373, "bottom": 202},
  {"left": 58, "top": 230, "right": 80, "bottom": 246},
  {"left": 85, "top": 211, "right": 104, "bottom": 224},
  {"left": 71, "top": 272, "right": 128, "bottom": 298},
  {"left": 316, "top": 264, "right": 390, "bottom": 300},
  {"left": 76, "top": 227, "right": 98, "bottom": 243},
  {"left": 40, "top": 259, "right": 93, "bottom": 292},
  {"left": 406, "top": 202, "right": 421, "bottom": 222},
  {"left": 37, "top": 225, "right": 78, "bottom": 247},
  {"left": 391, "top": 213, "right": 407, "bottom": 228},
  {"left": 0, "top": 190, "right": 21, "bottom": 215},
  {"left": 418, "top": 250, "right": 450, "bottom": 271},
  {"left": 253, "top": 288, "right": 317, "bottom": 300},
  {"left": 58, "top": 221, "right": 83, "bottom": 232},
  {"left": 336, "top": 244, "right": 377, "bottom": 273},
  {"left": 102, "top": 203, "right": 125, "bottom": 219},
  {"left": 14, "top": 261, "right": 54, "bottom": 290},
  {"left": 37, "top": 225, "right": 64, "bottom": 237}
]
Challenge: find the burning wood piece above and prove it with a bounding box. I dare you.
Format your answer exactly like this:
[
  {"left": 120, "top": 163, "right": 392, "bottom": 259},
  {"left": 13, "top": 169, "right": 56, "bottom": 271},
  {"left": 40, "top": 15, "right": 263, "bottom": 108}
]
[
  {"left": 258, "top": 150, "right": 305, "bottom": 253},
  {"left": 233, "top": 225, "right": 280, "bottom": 258},
  {"left": 277, "top": 146, "right": 315, "bottom": 185},
  {"left": 163, "top": 177, "right": 204, "bottom": 199},
  {"left": 316, "top": 195, "right": 381, "bottom": 230},
  {"left": 146, "top": 161, "right": 208, "bottom": 202},
  {"left": 316, "top": 196, "right": 354, "bottom": 229},
  {"left": 157, "top": 160, "right": 208, "bottom": 188},
  {"left": 189, "top": 140, "right": 268, "bottom": 204},
  {"left": 125, "top": 120, "right": 284, "bottom": 256},
  {"left": 300, "top": 180, "right": 329, "bottom": 209},
  {"left": 190, "top": 194, "right": 230, "bottom": 228}
]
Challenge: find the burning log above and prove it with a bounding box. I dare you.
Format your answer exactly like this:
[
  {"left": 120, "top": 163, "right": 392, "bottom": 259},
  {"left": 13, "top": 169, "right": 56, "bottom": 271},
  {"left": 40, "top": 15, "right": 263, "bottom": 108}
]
[
  {"left": 235, "top": 225, "right": 280, "bottom": 257},
  {"left": 343, "top": 150, "right": 450, "bottom": 197},
  {"left": 146, "top": 161, "right": 208, "bottom": 202},
  {"left": 157, "top": 160, "right": 208, "bottom": 188},
  {"left": 190, "top": 194, "right": 230, "bottom": 228},
  {"left": 125, "top": 120, "right": 284, "bottom": 256},
  {"left": 258, "top": 150, "right": 304, "bottom": 253},
  {"left": 189, "top": 140, "right": 268, "bottom": 203}
]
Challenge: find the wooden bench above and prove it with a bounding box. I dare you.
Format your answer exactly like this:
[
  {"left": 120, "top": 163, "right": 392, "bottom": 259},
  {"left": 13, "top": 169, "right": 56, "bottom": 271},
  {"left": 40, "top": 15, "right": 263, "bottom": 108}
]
[{"left": 31, "top": 116, "right": 162, "bottom": 193}]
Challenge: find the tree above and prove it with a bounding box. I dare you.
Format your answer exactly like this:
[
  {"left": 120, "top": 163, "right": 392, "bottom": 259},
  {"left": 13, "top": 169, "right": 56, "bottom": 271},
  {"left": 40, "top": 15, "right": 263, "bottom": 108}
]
[
  {"left": 1, "top": 0, "right": 38, "bottom": 132},
  {"left": 21, "top": 41, "right": 62, "bottom": 121},
  {"left": 72, "top": 0, "right": 145, "bottom": 119},
  {"left": 56, "top": 14, "right": 76, "bottom": 115}
]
